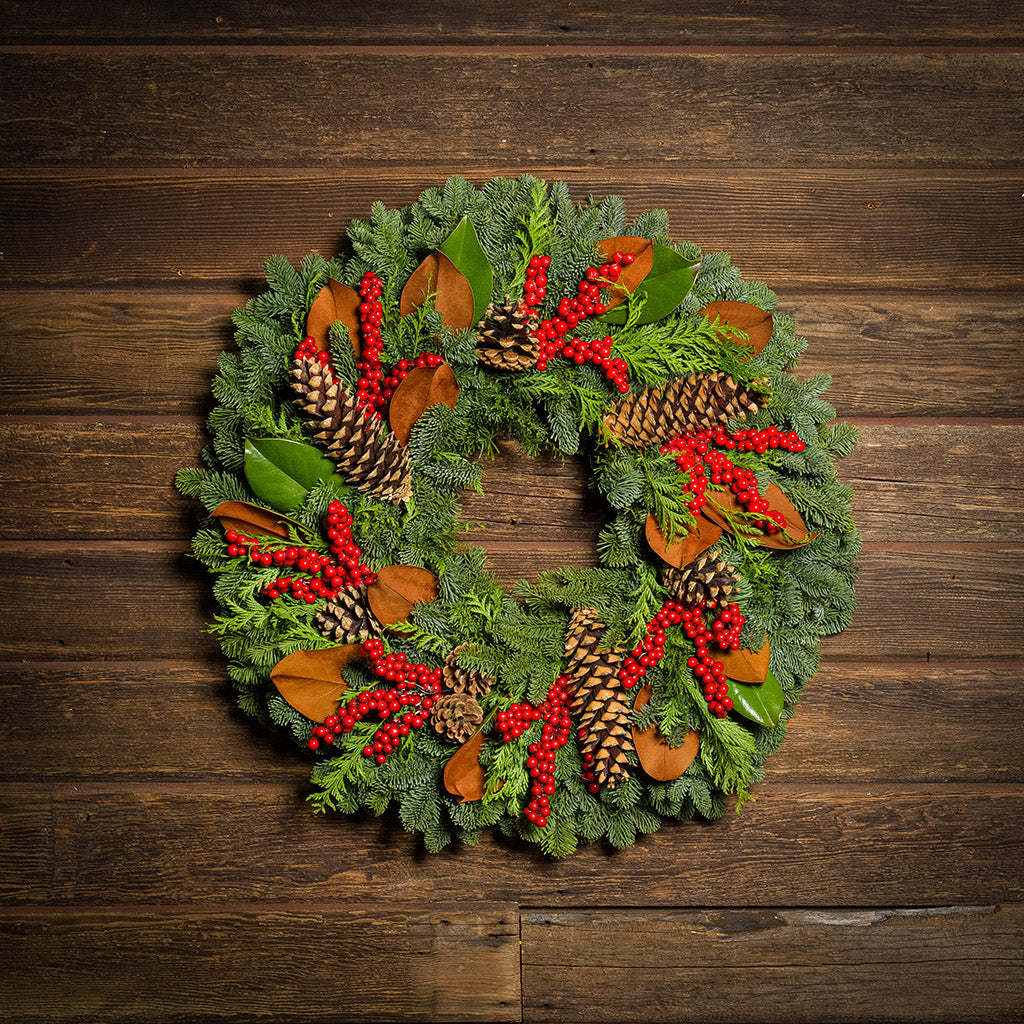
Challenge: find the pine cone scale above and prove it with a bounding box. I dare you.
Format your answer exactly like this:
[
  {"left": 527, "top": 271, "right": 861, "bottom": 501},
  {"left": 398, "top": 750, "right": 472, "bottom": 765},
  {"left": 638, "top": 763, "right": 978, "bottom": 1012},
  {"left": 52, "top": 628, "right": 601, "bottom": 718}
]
[{"left": 291, "top": 352, "right": 412, "bottom": 504}]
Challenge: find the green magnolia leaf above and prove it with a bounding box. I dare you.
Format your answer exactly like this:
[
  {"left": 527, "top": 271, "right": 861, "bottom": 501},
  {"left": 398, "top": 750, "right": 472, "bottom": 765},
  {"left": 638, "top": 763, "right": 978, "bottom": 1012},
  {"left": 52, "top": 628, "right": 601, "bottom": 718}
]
[
  {"left": 729, "top": 669, "right": 785, "bottom": 728},
  {"left": 438, "top": 216, "right": 493, "bottom": 324},
  {"left": 600, "top": 244, "right": 700, "bottom": 326},
  {"left": 244, "top": 437, "right": 342, "bottom": 512}
]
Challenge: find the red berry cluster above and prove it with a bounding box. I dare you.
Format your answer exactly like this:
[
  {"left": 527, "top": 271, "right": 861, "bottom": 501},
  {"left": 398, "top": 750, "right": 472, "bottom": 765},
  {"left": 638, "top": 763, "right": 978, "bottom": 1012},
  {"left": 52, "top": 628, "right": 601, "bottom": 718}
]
[
  {"left": 294, "top": 335, "right": 444, "bottom": 422},
  {"left": 496, "top": 675, "right": 574, "bottom": 828},
  {"left": 309, "top": 638, "right": 444, "bottom": 758},
  {"left": 618, "top": 598, "right": 684, "bottom": 690},
  {"left": 661, "top": 426, "right": 803, "bottom": 530},
  {"left": 226, "top": 501, "right": 374, "bottom": 603},
  {"left": 353, "top": 271, "right": 388, "bottom": 417},
  {"left": 294, "top": 270, "right": 445, "bottom": 421},
  {"left": 729, "top": 425, "right": 805, "bottom": 455},
  {"left": 681, "top": 600, "right": 745, "bottom": 718},
  {"left": 521, "top": 254, "right": 550, "bottom": 308},
  {"left": 528, "top": 251, "right": 634, "bottom": 392}
]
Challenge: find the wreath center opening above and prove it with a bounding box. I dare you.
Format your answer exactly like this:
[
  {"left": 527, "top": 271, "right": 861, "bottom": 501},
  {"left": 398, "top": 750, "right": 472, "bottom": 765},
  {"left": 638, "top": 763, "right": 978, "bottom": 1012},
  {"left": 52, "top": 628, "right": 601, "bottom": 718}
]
[{"left": 459, "top": 438, "right": 606, "bottom": 583}]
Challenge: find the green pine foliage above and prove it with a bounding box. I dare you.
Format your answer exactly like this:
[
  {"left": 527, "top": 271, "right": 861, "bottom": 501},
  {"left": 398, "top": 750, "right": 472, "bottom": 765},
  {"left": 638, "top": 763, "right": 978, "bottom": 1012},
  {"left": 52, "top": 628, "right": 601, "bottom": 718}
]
[{"left": 177, "top": 176, "right": 859, "bottom": 857}]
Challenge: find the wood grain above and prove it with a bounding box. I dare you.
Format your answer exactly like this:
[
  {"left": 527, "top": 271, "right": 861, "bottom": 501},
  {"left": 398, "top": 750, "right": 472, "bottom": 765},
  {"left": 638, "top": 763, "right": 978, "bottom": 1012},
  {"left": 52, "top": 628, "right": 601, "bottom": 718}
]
[
  {"left": 24, "top": 784, "right": 1022, "bottom": 905},
  {"left": 3, "top": 1, "right": 1021, "bottom": 46},
  {"left": 1, "top": 9, "right": 1021, "bottom": 1019},
  {"left": 3, "top": 55, "right": 1022, "bottom": 168},
  {"left": 3, "top": 172, "right": 1023, "bottom": 290},
  {"left": 3, "top": 291, "right": 1022, "bottom": 418},
  {"left": 0, "top": 790, "right": 53, "bottom": 902},
  {"left": 0, "top": 904, "right": 521, "bottom": 1023},
  {"left": 2, "top": 662, "right": 1020, "bottom": 784},
  {"left": 0, "top": 545, "right": 1019, "bottom": 660},
  {"left": 1, "top": 420, "right": 1021, "bottom": 543},
  {"left": 521, "top": 905, "right": 1024, "bottom": 1023}
]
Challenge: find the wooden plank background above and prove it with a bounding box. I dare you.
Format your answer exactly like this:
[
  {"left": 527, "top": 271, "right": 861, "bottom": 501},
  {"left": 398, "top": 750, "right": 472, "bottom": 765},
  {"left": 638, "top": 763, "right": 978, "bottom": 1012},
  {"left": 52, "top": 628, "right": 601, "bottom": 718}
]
[{"left": 1, "top": 4, "right": 1022, "bottom": 1021}]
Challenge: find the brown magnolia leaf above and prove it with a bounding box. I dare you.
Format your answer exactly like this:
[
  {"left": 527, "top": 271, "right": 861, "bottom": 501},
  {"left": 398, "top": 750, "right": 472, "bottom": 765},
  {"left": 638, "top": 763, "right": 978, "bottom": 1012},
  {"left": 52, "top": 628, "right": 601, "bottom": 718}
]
[
  {"left": 443, "top": 730, "right": 486, "bottom": 802},
  {"left": 270, "top": 644, "right": 362, "bottom": 721},
  {"left": 757, "top": 484, "right": 817, "bottom": 550},
  {"left": 700, "top": 488, "right": 745, "bottom": 535},
  {"left": 701, "top": 300, "right": 774, "bottom": 358},
  {"left": 366, "top": 564, "right": 439, "bottom": 634},
  {"left": 631, "top": 685, "right": 700, "bottom": 782},
  {"left": 388, "top": 362, "right": 460, "bottom": 446},
  {"left": 645, "top": 514, "right": 723, "bottom": 568},
  {"left": 399, "top": 251, "right": 475, "bottom": 330},
  {"left": 211, "top": 500, "right": 298, "bottom": 541},
  {"left": 702, "top": 485, "right": 817, "bottom": 549},
  {"left": 306, "top": 278, "right": 362, "bottom": 356},
  {"left": 719, "top": 639, "right": 771, "bottom": 683},
  {"left": 597, "top": 235, "right": 655, "bottom": 311}
]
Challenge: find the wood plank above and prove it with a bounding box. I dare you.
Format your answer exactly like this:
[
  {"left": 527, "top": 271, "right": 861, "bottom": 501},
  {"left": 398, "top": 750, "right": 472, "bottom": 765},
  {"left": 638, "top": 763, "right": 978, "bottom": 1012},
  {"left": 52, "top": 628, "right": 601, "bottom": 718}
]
[
  {"left": 1, "top": 419, "right": 1022, "bottom": 543},
  {"left": 2, "top": 55, "right": 1021, "bottom": 168},
  {"left": 0, "top": 903, "right": 521, "bottom": 1023},
  {"left": 0, "top": 663, "right": 291, "bottom": 781},
  {"left": 521, "top": 905, "right": 1024, "bottom": 1023},
  {"left": 2, "top": 1, "right": 1022, "bottom": 46},
  {"left": 44, "top": 785, "right": 1024, "bottom": 905},
  {"left": 3, "top": 662, "right": 1021, "bottom": 784},
  {"left": 3, "top": 172, "right": 1022, "bottom": 290},
  {"left": 0, "top": 789, "right": 53, "bottom": 902},
  {"left": 0, "top": 545, "right": 1019, "bottom": 661},
  {"left": 2, "top": 292, "right": 1020, "bottom": 419}
]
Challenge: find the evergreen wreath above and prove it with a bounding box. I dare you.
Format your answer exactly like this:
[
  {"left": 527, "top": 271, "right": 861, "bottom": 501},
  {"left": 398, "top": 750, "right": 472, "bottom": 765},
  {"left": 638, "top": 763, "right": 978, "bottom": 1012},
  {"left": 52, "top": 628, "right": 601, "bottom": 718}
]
[{"left": 176, "top": 176, "right": 859, "bottom": 857}]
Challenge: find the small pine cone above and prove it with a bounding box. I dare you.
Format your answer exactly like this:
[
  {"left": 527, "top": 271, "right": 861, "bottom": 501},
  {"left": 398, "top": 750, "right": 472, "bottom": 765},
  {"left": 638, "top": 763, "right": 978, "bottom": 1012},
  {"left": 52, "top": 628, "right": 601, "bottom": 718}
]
[
  {"left": 291, "top": 353, "right": 412, "bottom": 504},
  {"left": 314, "top": 585, "right": 379, "bottom": 643},
  {"left": 430, "top": 692, "right": 484, "bottom": 744},
  {"left": 475, "top": 297, "right": 540, "bottom": 371},
  {"left": 443, "top": 644, "right": 496, "bottom": 698},
  {"left": 662, "top": 550, "right": 738, "bottom": 608},
  {"left": 602, "top": 371, "right": 766, "bottom": 449},
  {"left": 564, "top": 608, "right": 633, "bottom": 789}
]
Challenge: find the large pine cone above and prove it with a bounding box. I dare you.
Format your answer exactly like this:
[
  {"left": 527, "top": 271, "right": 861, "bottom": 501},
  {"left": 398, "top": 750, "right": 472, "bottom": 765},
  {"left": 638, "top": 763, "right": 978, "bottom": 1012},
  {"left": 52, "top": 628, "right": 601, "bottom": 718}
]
[
  {"left": 475, "top": 297, "right": 540, "bottom": 371},
  {"left": 291, "top": 352, "right": 412, "bottom": 503},
  {"left": 430, "top": 692, "right": 484, "bottom": 744},
  {"left": 662, "top": 550, "right": 738, "bottom": 608},
  {"left": 602, "top": 371, "right": 765, "bottom": 449},
  {"left": 443, "top": 644, "right": 496, "bottom": 698},
  {"left": 314, "top": 585, "right": 379, "bottom": 644},
  {"left": 564, "top": 608, "right": 633, "bottom": 789}
]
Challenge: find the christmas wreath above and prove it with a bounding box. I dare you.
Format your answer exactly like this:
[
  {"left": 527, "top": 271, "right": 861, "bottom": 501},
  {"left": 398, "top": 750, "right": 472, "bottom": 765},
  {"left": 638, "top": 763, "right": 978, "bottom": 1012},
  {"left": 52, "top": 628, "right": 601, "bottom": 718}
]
[{"left": 177, "top": 176, "right": 858, "bottom": 857}]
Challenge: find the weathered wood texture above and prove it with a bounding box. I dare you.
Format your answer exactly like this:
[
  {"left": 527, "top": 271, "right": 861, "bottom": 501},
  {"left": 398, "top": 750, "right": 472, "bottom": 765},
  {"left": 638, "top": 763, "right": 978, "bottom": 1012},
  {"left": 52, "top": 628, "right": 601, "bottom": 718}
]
[
  {"left": 3, "top": 172, "right": 1023, "bottom": 289},
  {"left": 2, "top": 291, "right": 1022, "bottom": 417},
  {"left": 2, "top": 55, "right": 1022, "bottom": 168},
  {"left": 1, "top": 784, "right": 1017, "bottom": 906},
  {"left": 3, "top": 1, "right": 1021, "bottom": 46},
  {"left": 0, "top": 904, "right": 521, "bottom": 1023},
  {"left": 521, "top": 905, "right": 1024, "bottom": 1023},
  {"left": 1, "top": 421, "right": 1021, "bottom": 542},
  {"left": 2, "top": 8, "right": 1022, "bottom": 1023}
]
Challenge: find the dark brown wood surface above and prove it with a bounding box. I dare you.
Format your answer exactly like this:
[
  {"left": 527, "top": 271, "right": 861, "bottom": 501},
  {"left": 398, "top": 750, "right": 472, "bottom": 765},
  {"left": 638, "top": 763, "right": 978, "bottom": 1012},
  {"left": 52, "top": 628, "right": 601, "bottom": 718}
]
[{"left": 1, "top": 4, "right": 1022, "bottom": 1021}]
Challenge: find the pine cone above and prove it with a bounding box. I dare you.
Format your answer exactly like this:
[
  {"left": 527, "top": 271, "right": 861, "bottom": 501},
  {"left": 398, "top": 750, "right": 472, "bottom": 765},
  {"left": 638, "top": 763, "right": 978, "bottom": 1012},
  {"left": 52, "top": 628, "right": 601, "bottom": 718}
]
[
  {"left": 475, "top": 297, "right": 540, "bottom": 371},
  {"left": 291, "top": 353, "right": 412, "bottom": 504},
  {"left": 602, "top": 371, "right": 766, "bottom": 449},
  {"left": 314, "top": 585, "right": 379, "bottom": 643},
  {"left": 564, "top": 608, "right": 633, "bottom": 789},
  {"left": 443, "top": 644, "right": 496, "bottom": 698},
  {"left": 662, "top": 550, "right": 738, "bottom": 608},
  {"left": 663, "top": 552, "right": 737, "bottom": 606},
  {"left": 430, "top": 692, "right": 484, "bottom": 744}
]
